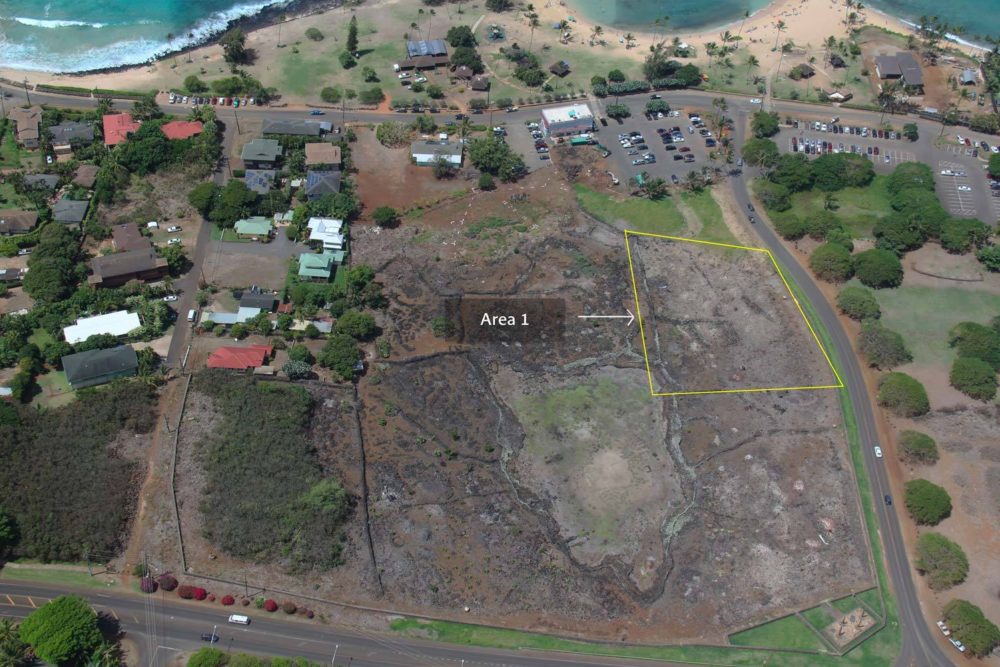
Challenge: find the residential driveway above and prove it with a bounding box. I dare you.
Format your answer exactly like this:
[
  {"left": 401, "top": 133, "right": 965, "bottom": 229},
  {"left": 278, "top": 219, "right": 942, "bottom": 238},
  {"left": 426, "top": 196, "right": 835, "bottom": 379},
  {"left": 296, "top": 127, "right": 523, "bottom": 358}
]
[{"left": 203, "top": 231, "right": 301, "bottom": 290}]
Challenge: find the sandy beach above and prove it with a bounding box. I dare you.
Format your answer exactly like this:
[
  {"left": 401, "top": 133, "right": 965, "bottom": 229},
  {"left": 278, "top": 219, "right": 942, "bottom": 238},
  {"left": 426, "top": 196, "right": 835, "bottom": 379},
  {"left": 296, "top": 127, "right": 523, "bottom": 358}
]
[{"left": 0, "top": 0, "right": 983, "bottom": 98}]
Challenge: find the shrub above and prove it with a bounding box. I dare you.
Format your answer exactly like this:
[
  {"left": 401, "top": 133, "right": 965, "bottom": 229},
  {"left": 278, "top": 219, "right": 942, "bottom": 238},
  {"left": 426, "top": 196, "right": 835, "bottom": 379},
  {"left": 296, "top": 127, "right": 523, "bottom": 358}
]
[
  {"left": 949, "top": 357, "right": 997, "bottom": 401},
  {"left": 853, "top": 248, "right": 903, "bottom": 288},
  {"left": 877, "top": 372, "right": 929, "bottom": 417},
  {"left": 264, "top": 599, "right": 278, "bottom": 612},
  {"left": 807, "top": 210, "right": 842, "bottom": 240},
  {"left": 837, "top": 286, "right": 880, "bottom": 320},
  {"left": 282, "top": 600, "right": 297, "bottom": 614},
  {"left": 188, "top": 648, "right": 228, "bottom": 667},
  {"left": 132, "top": 563, "right": 148, "bottom": 577},
  {"left": 942, "top": 599, "right": 1000, "bottom": 657},
  {"left": 948, "top": 321, "right": 1000, "bottom": 370},
  {"left": 158, "top": 574, "right": 178, "bottom": 591},
  {"left": 320, "top": 87, "right": 342, "bottom": 104},
  {"left": 904, "top": 479, "right": 952, "bottom": 525},
  {"left": 305, "top": 27, "right": 324, "bottom": 41},
  {"left": 915, "top": 533, "right": 968, "bottom": 590},
  {"left": 140, "top": 577, "right": 158, "bottom": 594},
  {"left": 177, "top": 584, "right": 195, "bottom": 599},
  {"left": 940, "top": 218, "right": 990, "bottom": 254},
  {"left": 306, "top": 609, "right": 315, "bottom": 618},
  {"left": 221, "top": 595, "right": 236, "bottom": 606},
  {"left": 478, "top": 173, "right": 496, "bottom": 191},
  {"left": 898, "top": 430, "right": 938, "bottom": 464},
  {"left": 773, "top": 214, "right": 807, "bottom": 240},
  {"left": 754, "top": 180, "right": 790, "bottom": 211},
  {"left": 338, "top": 51, "right": 356, "bottom": 69},
  {"left": 858, "top": 321, "right": 912, "bottom": 369},
  {"left": 809, "top": 243, "right": 854, "bottom": 282},
  {"left": 207, "top": 594, "right": 216, "bottom": 602},
  {"left": 193, "top": 587, "right": 208, "bottom": 601},
  {"left": 978, "top": 245, "right": 1000, "bottom": 271}
]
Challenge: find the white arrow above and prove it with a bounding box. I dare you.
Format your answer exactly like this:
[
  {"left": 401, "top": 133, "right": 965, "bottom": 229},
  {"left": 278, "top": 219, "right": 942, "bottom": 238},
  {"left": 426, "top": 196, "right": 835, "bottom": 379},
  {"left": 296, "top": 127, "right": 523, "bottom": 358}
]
[{"left": 577, "top": 309, "right": 635, "bottom": 326}]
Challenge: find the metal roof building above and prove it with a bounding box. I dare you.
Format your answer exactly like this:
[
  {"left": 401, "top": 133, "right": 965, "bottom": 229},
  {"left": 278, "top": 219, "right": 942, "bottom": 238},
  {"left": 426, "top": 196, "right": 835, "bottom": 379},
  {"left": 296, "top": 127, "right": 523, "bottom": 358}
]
[
  {"left": 406, "top": 39, "right": 448, "bottom": 58},
  {"left": 63, "top": 310, "right": 142, "bottom": 344},
  {"left": 540, "top": 103, "right": 594, "bottom": 137},
  {"left": 62, "top": 345, "right": 138, "bottom": 389}
]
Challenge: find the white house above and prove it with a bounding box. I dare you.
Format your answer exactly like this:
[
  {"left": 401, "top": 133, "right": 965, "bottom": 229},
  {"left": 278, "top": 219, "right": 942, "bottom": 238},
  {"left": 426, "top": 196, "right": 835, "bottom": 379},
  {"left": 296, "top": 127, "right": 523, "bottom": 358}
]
[
  {"left": 541, "top": 103, "right": 594, "bottom": 137},
  {"left": 63, "top": 310, "right": 142, "bottom": 344},
  {"left": 307, "top": 217, "right": 345, "bottom": 251},
  {"left": 410, "top": 140, "right": 463, "bottom": 166}
]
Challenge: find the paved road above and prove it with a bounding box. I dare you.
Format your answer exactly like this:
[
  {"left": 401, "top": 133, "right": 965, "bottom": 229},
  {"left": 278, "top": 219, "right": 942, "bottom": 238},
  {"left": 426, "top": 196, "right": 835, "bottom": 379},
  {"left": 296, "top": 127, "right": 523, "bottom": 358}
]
[
  {"left": 727, "top": 111, "right": 953, "bottom": 667},
  {"left": 0, "top": 581, "right": 693, "bottom": 667},
  {"left": 1, "top": 83, "right": 963, "bottom": 665}
]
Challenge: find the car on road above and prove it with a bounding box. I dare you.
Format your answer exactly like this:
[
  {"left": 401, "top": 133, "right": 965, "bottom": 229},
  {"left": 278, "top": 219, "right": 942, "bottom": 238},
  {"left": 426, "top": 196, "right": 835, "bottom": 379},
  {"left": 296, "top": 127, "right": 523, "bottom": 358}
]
[
  {"left": 747, "top": 203, "right": 755, "bottom": 212},
  {"left": 884, "top": 494, "right": 892, "bottom": 505},
  {"left": 874, "top": 446, "right": 883, "bottom": 458},
  {"left": 748, "top": 215, "right": 755, "bottom": 224},
  {"left": 649, "top": 93, "right": 662, "bottom": 99},
  {"left": 167, "top": 225, "right": 182, "bottom": 232},
  {"left": 201, "top": 633, "right": 219, "bottom": 643},
  {"left": 167, "top": 238, "right": 181, "bottom": 245},
  {"left": 750, "top": 98, "right": 762, "bottom": 104},
  {"left": 671, "top": 174, "right": 680, "bottom": 185},
  {"left": 957, "top": 185, "right": 973, "bottom": 192},
  {"left": 162, "top": 295, "right": 178, "bottom": 302},
  {"left": 309, "top": 110, "right": 324, "bottom": 115}
]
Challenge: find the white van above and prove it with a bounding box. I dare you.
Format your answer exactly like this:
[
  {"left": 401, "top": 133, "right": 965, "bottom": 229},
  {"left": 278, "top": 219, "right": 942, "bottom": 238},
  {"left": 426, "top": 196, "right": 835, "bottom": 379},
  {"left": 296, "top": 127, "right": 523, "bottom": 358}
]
[
  {"left": 228, "top": 614, "right": 250, "bottom": 625},
  {"left": 187, "top": 309, "right": 197, "bottom": 323}
]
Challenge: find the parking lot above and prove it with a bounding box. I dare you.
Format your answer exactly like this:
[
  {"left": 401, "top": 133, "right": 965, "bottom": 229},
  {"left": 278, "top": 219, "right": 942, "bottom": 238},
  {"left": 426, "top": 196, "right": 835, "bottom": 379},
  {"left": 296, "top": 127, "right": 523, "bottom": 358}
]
[
  {"left": 937, "top": 161, "right": 978, "bottom": 216},
  {"left": 780, "top": 118, "right": 914, "bottom": 171}
]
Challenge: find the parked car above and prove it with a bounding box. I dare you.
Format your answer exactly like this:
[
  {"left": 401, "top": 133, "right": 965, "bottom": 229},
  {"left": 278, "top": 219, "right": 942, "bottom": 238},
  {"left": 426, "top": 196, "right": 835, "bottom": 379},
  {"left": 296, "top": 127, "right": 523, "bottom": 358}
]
[
  {"left": 162, "top": 295, "right": 178, "bottom": 302},
  {"left": 397, "top": 72, "right": 411, "bottom": 79},
  {"left": 167, "top": 238, "right": 181, "bottom": 245},
  {"left": 671, "top": 174, "right": 680, "bottom": 185},
  {"left": 17, "top": 248, "right": 31, "bottom": 256},
  {"left": 679, "top": 147, "right": 691, "bottom": 153},
  {"left": 167, "top": 225, "right": 182, "bottom": 232},
  {"left": 957, "top": 185, "right": 973, "bottom": 192}
]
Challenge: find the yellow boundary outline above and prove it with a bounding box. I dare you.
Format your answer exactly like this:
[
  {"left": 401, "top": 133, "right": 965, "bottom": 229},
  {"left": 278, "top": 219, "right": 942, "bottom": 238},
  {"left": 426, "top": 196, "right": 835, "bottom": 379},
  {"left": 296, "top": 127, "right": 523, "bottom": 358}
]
[{"left": 624, "top": 229, "right": 845, "bottom": 397}]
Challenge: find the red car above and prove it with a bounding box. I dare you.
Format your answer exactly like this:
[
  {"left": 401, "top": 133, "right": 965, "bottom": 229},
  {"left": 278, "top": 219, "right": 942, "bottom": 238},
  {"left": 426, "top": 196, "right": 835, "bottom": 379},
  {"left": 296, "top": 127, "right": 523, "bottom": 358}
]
[{"left": 679, "top": 147, "right": 691, "bottom": 153}]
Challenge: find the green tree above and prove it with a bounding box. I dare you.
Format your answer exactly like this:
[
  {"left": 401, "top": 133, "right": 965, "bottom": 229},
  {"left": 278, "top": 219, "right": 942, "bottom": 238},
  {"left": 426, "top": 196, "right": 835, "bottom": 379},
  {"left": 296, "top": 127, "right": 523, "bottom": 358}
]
[
  {"left": 853, "top": 248, "right": 903, "bottom": 288},
  {"left": 977, "top": 245, "right": 1000, "bottom": 271},
  {"left": 136, "top": 348, "right": 161, "bottom": 376},
  {"left": 358, "top": 87, "right": 385, "bottom": 105},
  {"left": 605, "top": 103, "right": 631, "bottom": 119},
  {"left": 372, "top": 206, "right": 399, "bottom": 227},
  {"left": 898, "top": 430, "right": 939, "bottom": 464},
  {"left": 904, "top": 478, "right": 952, "bottom": 525},
  {"left": 773, "top": 214, "right": 807, "bottom": 240},
  {"left": 949, "top": 356, "right": 997, "bottom": 400},
  {"left": 210, "top": 179, "right": 257, "bottom": 228},
  {"left": 320, "top": 86, "right": 342, "bottom": 104},
  {"left": 836, "top": 285, "right": 881, "bottom": 320},
  {"left": 878, "top": 372, "right": 930, "bottom": 416},
  {"left": 754, "top": 180, "right": 790, "bottom": 211},
  {"left": 287, "top": 344, "right": 314, "bottom": 365},
  {"left": 160, "top": 245, "right": 189, "bottom": 275},
  {"left": 873, "top": 212, "right": 927, "bottom": 255},
  {"left": 742, "top": 138, "right": 780, "bottom": 168},
  {"left": 750, "top": 110, "right": 780, "bottom": 137},
  {"left": 806, "top": 210, "right": 842, "bottom": 240},
  {"left": 858, "top": 321, "right": 911, "bottom": 369},
  {"left": 607, "top": 68, "right": 626, "bottom": 82},
  {"left": 915, "top": 533, "right": 968, "bottom": 590},
  {"left": 220, "top": 28, "right": 250, "bottom": 66},
  {"left": 431, "top": 316, "right": 454, "bottom": 338},
  {"left": 184, "top": 75, "right": 208, "bottom": 93},
  {"left": 187, "top": 182, "right": 219, "bottom": 217},
  {"left": 886, "top": 162, "right": 935, "bottom": 196},
  {"left": 0, "top": 618, "right": 29, "bottom": 667},
  {"left": 317, "top": 334, "right": 362, "bottom": 381},
  {"left": 282, "top": 360, "right": 313, "bottom": 380},
  {"left": 468, "top": 136, "right": 526, "bottom": 182},
  {"left": 362, "top": 66, "right": 378, "bottom": 82},
  {"left": 940, "top": 218, "right": 990, "bottom": 254},
  {"left": 451, "top": 46, "right": 484, "bottom": 73},
  {"left": 19, "top": 595, "right": 101, "bottom": 665},
  {"left": 989, "top": 152, "right": 1000, "bottom": 177},
  {"left": 335, "top": 310, "right": 377, "bottom": 340},
  {"left": 942, "top": 599, "right": 1000, "bottom": 657},
  {"left": 770, "top": 153, "right": 814, "bottom": 192},
  {"left": 0, "top": 507, "right": 17, "bottom": 555},
  {"left": 188, "top": 647, "right": 228, "bottom": 667},
  {"left": 902, "top": 122, "right": 919, "bottom": 141},
  {"left": 446, "top": 25, "right": 476, "bottom": 47},
  {"left": 948, "top": 321, "right": 1000, "bottom": 370},
  {"left": 426, "top": 84, "right": 444, "bottom": 99},
  {"left": 305, "top": 27, "right": 324, "bottom": 41},
  {"left": 346, "top": 15, "right": 359, "bottom": 54},
  {"left": 478, "top": 173, "right": 496, "bottom": 191},
  {"left": 809, "top": 242, "right": 854, "bottom": 282},
  {"left": 21, "top": 257, "right": 75, "bottom": 303}
]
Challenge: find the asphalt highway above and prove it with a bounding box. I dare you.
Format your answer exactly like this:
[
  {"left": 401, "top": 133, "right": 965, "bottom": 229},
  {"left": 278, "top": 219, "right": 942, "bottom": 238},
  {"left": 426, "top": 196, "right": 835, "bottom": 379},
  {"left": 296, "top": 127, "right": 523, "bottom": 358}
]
[{"left": 0, "top": 82, "right": 961, "bottom": 666}]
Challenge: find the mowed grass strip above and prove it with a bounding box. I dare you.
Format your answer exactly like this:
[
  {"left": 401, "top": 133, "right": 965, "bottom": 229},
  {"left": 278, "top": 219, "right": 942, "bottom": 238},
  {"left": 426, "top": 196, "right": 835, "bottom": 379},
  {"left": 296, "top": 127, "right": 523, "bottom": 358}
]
[
  {"left": 679, "top": 189, "right": 737, "bottom": 245},
  {"left": 1, "top": 565, "right": 117, "bottom": 590},
  {"left": 574, "top": 184, "right": 686, "bottom": 236},
  {"left": 729, "top": 614, "right": 827, "bottom": 651}
]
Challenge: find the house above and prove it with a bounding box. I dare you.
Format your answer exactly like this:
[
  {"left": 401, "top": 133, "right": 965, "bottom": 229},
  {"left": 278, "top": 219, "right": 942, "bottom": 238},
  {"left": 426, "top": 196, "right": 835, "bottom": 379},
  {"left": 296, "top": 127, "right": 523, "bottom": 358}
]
[
  {"left": 63, "top": 310, "right": 142, "bottom": 344},
  {"left": 73, "top": 164, "right": 99, "bottom": 189},
  {"left": 454, "top": 65, "right": 474, "bottom": 80},
  {"left": 240, "top": 138, "right": 283, "bottom": 168},
  {"left": 874, "top": 52, "right": 924, "bottom": 91},
  {"left": 398, "top": 54, "right": 451, "bottom": 70},
  {"left": 88, "top": 248, "right": 169, "bottom": 287},
  {"left": 304, "top": 170, "right": 342, "bottom": 200},
  {"left": 307, "top": 217, "right": 345, "bottom": 251},
  {"left": 102, "top": 113, "right": 141, "bottom": 146},
  {"left": 304, "top": 142, "right": 342, "bottom": 167},
  {"left": 273, "top": 210, "right": 294, "bottom": 226},
  {"left": 49, "top": 121, "right": 95, "bottom": 145},
  {"left": 399, "top": 39, "right": 450, "bottom": 70},
  {"left": 291, "top": 318, "right": 333, "bottom": 334},
  {"left": 160, "top": 120, "right": 204, "bottom": 140},
  {"left": 829, "top": 54, "right": 847, "bottom": 68},
  {"left": 790, "top": 63, "right": 815, "bottom": 79},
  {"left": 0, "top": 210, "right": 39, "bottom": 236},
  {"left": 52, "top": 199, "right": 90, "bottom": 226},
  {"left": 239, "top": 290, "right": 278, "bottom": 311},
  {"left": 62, "top": 345, "right": 139, "bottom": 389},
  {"left": 549, "top": 61, "right": 571, "bottom": 77},
  {"left": 825, "top": 89, "right": 854, "bottom": 102},
  {"left": 244, "top": 169, "right": 277, "bottom": 195},
  {"left": 111, "top": 223, "right": 150, "bottom": 252},
  {"left": 7, "top": 106, "right": 42, "bottom": 148},
  {"left": 298, "top": 251, "right": 343, "bottom": 281},
  {"left": 960, "top": 68, "right": 978, "bottom": 85},
  {"left": 206, "top": 345, "right": 273, "bottom": 370},
  {"left": 410, "top": 140, "right": 463, "bottom": 166},
  {"left": 262, "top": 119, "right": 325, "bottom": 136},
  {"left": 470, "top": 75, "right": 490, "bottom": 91},
  {"left": 540, "top": 103, "right": 594, "bottom": 137},
  {"left": 22, "top": 174, "right": 60, "bottom": 190},
  {"left": 233, "top": 216, "right": 274, "bottom": 239},
  {"left": 0, "top": 268, "right": 27, "bottom": 285}
]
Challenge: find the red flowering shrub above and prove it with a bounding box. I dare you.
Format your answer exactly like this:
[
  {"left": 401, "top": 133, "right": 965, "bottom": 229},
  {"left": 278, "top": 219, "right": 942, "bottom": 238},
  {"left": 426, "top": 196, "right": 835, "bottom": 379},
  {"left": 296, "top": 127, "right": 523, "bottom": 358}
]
[
  {"left": 306, "top": 610, "right": 315, "bottom": 619},
  {"left": 221, "top": 595, "right": 235, "bottom": 606},
  {"left": 177, "top": 584, "right": 195, "bottom": 599},
  {"left": 207, "top": 594, "right": 216, "bottom": 602},
  {"left": 158, "top": 574, "right": 178, "bottom": 591},
  {"left": 263, "top": 599, "right": 278, "bottom": 612},
  {"left": 282, "top": 601, "right": 297, "bottom": 614},
  {"left": 140, "top": 577, "right": 158, "bottom": 594},
  {"left": 193, "top": 587, "right": 208, "bottom": 601}
]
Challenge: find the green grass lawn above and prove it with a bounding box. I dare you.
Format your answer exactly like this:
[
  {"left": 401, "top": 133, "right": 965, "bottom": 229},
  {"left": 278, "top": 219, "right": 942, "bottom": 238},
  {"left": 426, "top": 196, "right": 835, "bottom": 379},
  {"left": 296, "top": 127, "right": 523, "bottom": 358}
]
[
  {"left": 211, "top": 226, "right": 249, "bottom": 242},
  {"left": 1, "top": 564, "right": 118, "bottom": 589},
  {"left": 830, "top": 594, "right": 863, "bottom": 615},
  {"left": 34, "top": 371, "right": 75, "bottom": 408},
  {"left": 774, "top": 175, "right": 892, "bottom": 239},
  {"left": 679, "top": 189, "right": 737, "bottom": 244},
  {"left": 873, "top": 285, "right": 1000, "bottom": 368},
  {"left": 802, "top": 605, "right": 836, "bottom": 630},
  {"left": 28, "top": 328, "right": 56, "bottom": 352},
  {"left": 729, "top": 615, "right": 826, "bottom": 651},
  {"left": 856, "top": 588, "right": 883, "bottom": 616},
  {"left": 0, "top": 128, "right": 23, "bottom": 168},
  {"left": 574, "top": 184, "right": 685, "bottom": 236}
]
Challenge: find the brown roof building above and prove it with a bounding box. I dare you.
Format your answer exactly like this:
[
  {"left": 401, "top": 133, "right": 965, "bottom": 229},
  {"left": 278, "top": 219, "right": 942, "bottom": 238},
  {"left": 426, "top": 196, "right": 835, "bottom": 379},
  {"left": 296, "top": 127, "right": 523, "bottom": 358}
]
[
  {"left": 0, "top": 210, "right": 39, "bottom": 235},
  {"left": 7, "top": 106, "right": 42, "bottom": 149},
  {"left": 111, "top": 223, "right": 151, "bottom": 252},
  {"left": 470, "top": 75, "right": 490, "bottom": 91},
  {"left": 454, "top": 65, "right": 474, "bottom": 80},
  {"left": 88, "top": 248, "right": 168, "bottom": 287},
  {"left": 304, "top": 142, "right": 342, "bottom": 167},
  {"left": 398, "top": 54, "right": 451, "bottom": 70},
  {"left": 73, "top": 164, "right": 100, "bottom": 189}
]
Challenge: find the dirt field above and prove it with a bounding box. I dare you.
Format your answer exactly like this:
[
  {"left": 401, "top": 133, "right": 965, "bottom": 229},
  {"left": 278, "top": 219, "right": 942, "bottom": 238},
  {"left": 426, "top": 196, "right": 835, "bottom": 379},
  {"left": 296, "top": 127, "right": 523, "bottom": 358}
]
[{"left": 135, "top": 156, "right": 872, "bottom": 643}]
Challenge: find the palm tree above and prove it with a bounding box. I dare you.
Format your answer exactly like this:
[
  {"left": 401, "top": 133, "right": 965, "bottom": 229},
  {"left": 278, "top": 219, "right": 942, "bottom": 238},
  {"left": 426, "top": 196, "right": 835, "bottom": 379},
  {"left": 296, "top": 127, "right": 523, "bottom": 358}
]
[
  {"left": 777, "top": 41, "right": 793, "bottom": 76},
  {"left": 738, "top": 10, "right": 751, "bottom": 38},
  {"left": 844, "top": 0, "right": 855, "bottom": 26},
  {"left": 704, "top": 41, "right": 718, "bottom": 69},
  {"left": 773, "top": 20, "right": 786, "bottom": 51},
  {"left": 654, "top": 15, "right": 670, "bottom": 40},
  {"left": 590, "top": 25, "right": 603, "bottom": 46},
  {"left": 528, "top": 14, "right": 540, "bottom": 51},
  {"left": 746, "top": 54, "right": 760, "bottom": 82},
  {"left": 624, "top": 32, "right": 636, "bottom": 49}
]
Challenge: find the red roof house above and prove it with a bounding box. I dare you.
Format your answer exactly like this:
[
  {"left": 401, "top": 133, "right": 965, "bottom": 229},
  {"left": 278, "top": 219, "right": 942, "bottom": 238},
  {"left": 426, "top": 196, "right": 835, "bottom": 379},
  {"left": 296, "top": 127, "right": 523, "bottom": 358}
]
[
  {"left": 103, "top": 113, "right": 141, "bottom": 146},
  {"left": 161, "top": 120, "right": 204, "bottom": 141},
  {"left": 206, "top": 345, "right": 273, "bottom": 370}
]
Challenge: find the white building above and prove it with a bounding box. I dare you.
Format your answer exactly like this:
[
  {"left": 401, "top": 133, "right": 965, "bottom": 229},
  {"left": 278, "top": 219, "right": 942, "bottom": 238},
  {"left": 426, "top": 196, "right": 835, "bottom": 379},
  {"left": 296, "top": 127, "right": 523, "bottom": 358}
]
[
  {"left": 541, "top": 104, "right": 594, "bottom": 137},
  {"left": 307, "top": 217, "right": 345, "bottom": 251},
  {"left": 410, "top": 140, "right": 463, "bottom": 166},
  {"left": 63, "top": 310, "right": 141, "bottom": 344}
]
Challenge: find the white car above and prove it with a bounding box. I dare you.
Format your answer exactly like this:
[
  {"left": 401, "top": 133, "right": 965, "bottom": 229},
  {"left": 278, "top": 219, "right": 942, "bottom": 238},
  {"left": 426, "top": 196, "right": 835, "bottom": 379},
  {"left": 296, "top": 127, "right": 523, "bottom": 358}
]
[
  {"left": 937, "top": 621, "right": 951, "bottom": 636},
  {"left": 950, "top": 638, "right": 966, "bottom": 653},
  {"left": 821, "top": 123, "right": 828, "bottom": 132},
  {"left": 940, "top": 169, "right": 956, "bottom": 176},
  {"left": 957, "top": 185, "right": 972, "bottom": 192},
  {"left": 750, "top": 98, "right": 762, "bottom": 104},
  {"left": 956, "top": 134, "right": 965, "bottom": 144},
  {"left": 167, "top": 238, "right": 181, "bottom": 245},
  {"left": 162, "top": 295, "right": 178, "bottom": 302},
  {"left": 167, "top": 225, "right": 182, "bottom": 232},
  {"left": 414, "top": 75, "right": 428, "bottom": 83},
  {"left": 873, "top": 446, "right": 883, "bottom": 458},
  {"left": 397, "top": 72, "right": 411, "bottom": 79},
  {"left": 993, "top": 145, "right": 1000, "bottom": 154}
]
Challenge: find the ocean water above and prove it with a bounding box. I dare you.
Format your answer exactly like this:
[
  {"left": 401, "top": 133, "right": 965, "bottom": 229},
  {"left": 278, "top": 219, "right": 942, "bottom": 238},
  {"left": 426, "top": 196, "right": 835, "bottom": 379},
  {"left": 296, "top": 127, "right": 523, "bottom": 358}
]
[{"left": 0, "top": 0, "right": 289, "bottom": 72}]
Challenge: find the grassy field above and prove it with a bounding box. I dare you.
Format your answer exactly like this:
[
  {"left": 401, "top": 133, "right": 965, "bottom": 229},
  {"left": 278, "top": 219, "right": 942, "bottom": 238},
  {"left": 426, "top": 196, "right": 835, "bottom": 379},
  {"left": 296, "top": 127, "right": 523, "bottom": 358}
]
[
  {"left": 0, "top": 564, "right": 118, "bottom": 589},
  {"left": 574, "top": 184, "right": 685, "bottom": 235},
  {"left": 679, "top": 189, "right": 737, "bottom": 244},
  {"left": 211, "top": 226, "right": 250, "bottom": 242},
  {"left": 0, "top": 127, "right": 23, "bottom": 168},
  {"left": 28, "top": 328, "right": 56, "bottom": 352},
  {"left": 802, "top": 605, "right": 836, "bottom": 630},
  {"left": 773, "top": 175, "right": 892, "bottom": 239},
  {"left": 873, "top": 285, "right": 1000, "bottom": 368},
  {"left": 856, "top": 588, "right": 883, "bottom": 615},
  {"left": 33, "top": 371, "right": 75, "bottom": 408},
  {"left": 831, "top": 594, "right": 863, "bottom": 615},
  {"left": 729, "top": 614, "right": 827, "bottom": 651}
]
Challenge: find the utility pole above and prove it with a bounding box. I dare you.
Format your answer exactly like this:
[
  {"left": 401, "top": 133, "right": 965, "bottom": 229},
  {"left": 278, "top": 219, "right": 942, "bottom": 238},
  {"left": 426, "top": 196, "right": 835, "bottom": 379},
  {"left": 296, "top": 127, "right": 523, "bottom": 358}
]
[
  {"left": 0, "top": 85, "right": 6, "bottom": 117},
  {"left": 23, "top": 79, "right": 31, "bottom": 106},
  {"left": 331, "top": 644, "right": 339, "bottom": 666},
  {"left": 234, "top": 108, "right": 241, "bottom": 135}
]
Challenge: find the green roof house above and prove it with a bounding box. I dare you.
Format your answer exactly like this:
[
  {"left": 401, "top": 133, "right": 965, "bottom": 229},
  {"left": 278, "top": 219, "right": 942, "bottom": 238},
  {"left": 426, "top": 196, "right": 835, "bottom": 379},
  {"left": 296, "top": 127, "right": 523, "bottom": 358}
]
[
  {"left": 298, "top": 251, "right": 345, "bottom": 281},
  {"left": 240, "top": 138, "right": 283, "bottom": 169},
  {"left": 233, "top": 216, "right": 274, "bottom": 239}
]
